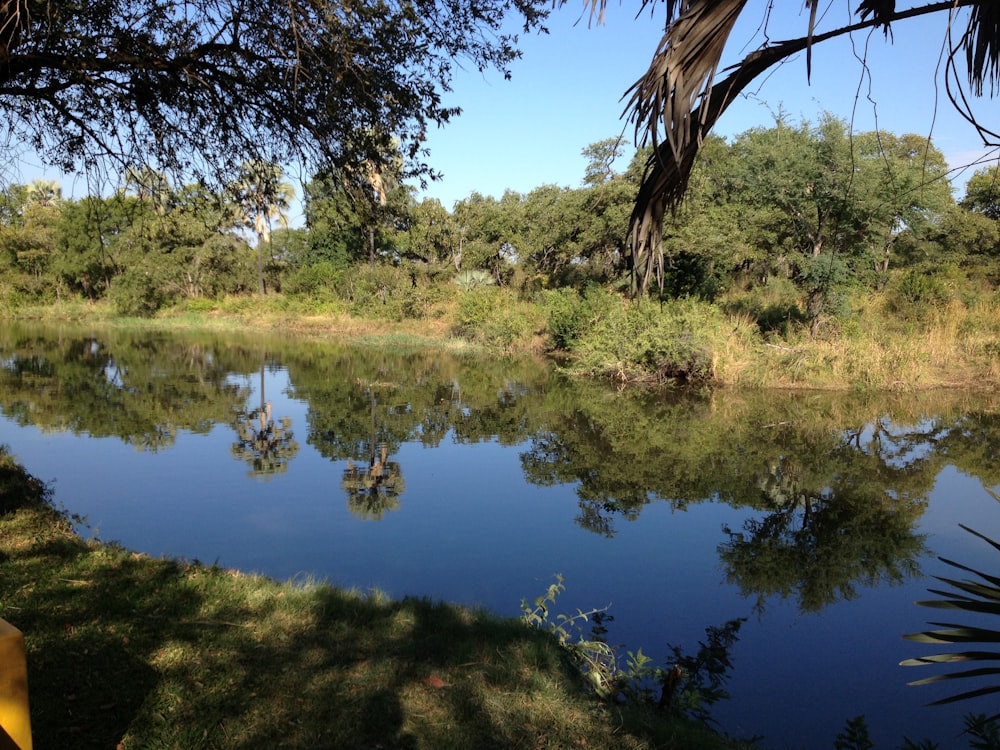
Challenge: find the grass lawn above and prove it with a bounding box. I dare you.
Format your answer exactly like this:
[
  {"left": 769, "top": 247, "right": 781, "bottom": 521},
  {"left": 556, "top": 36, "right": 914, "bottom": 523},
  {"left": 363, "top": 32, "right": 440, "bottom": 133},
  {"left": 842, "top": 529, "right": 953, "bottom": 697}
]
[{"left": 0, "top": 450, "right": 740, "bottom": 749}]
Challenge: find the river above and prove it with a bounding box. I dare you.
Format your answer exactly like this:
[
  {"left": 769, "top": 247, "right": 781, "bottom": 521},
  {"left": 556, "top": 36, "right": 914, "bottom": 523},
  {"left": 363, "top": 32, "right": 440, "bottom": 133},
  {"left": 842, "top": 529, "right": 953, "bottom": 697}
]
[{"left": 2, "top": 322, "right": 1000, "bottom": 747}]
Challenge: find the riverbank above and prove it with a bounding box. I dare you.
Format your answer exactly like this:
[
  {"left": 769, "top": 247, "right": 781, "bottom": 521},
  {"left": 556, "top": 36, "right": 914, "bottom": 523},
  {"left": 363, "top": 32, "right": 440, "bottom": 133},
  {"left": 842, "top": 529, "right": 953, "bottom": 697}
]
[
  {"left": 0, "top": 450, "right": 740, "bottom": 749},
  {"left": 9, "top": 289, "right": 1000, "bottom": 391}
]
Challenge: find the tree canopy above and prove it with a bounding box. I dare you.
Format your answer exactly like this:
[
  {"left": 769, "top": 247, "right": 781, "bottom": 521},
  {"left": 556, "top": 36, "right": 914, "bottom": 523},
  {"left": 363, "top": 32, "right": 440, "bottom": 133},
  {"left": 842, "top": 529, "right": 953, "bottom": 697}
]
[
  {"left": 584, "top": 0, "right": 1000, "bottom": 294},
  {"left": 0, "top": 0, "right": 549, "bottom": 187}
]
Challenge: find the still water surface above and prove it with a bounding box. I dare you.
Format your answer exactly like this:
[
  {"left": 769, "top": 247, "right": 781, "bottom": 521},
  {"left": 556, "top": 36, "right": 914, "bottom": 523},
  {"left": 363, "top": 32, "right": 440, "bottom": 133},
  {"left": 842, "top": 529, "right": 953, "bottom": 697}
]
[{"left": 3, "top": 323, "right": 1000, "bottom": 747}]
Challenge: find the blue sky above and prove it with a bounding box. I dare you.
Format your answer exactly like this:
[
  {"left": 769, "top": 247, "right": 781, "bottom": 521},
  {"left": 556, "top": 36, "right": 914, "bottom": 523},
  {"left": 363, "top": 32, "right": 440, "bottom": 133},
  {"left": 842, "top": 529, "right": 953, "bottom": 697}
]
[
  {"left": 10, "top": 0, "right": 998, "bottom": 216},
  {"left": 414, "top": 0, "right": 999, "bottom": 209}
]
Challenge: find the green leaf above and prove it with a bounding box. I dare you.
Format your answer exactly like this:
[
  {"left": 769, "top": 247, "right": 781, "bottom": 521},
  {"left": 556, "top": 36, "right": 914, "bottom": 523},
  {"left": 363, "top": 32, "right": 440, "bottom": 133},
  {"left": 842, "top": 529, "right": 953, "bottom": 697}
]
[{"left": 900, "top": 651, "right": 1000, "bottom": 666}]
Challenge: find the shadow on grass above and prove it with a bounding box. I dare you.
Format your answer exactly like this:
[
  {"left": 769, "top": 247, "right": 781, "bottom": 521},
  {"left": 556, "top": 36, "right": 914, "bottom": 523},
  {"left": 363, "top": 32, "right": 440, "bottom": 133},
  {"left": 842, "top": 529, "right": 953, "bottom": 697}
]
[{"left": 0, "top": 456, "right": 710, "bottom": 749}]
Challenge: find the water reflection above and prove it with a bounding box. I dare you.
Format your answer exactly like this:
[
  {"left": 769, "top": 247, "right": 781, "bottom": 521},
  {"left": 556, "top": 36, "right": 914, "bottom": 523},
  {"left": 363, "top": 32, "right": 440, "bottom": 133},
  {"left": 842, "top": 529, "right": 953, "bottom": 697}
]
[
  {"left": 4, "top": 324, "right": 1000, "bottom": 744},
  {"left": 230, "top": 352, "right": 299, "bottom": 477},
  {"left": 340, "top": 381, "right": 405, "bottom": 519}
]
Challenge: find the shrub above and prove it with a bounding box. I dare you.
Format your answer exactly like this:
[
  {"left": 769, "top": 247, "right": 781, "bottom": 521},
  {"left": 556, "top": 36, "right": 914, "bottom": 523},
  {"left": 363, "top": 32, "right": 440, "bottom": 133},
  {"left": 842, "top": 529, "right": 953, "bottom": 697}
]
[
  {"left": 282, "top": 260, "right": 345, "bottom": 299},
  {"left": 345, "top": 264, "right": 429, "bottom": 321},
  {"left": 572, "top": 298, "right": 723, "bottom": 384},
  {"left": 454, "top": 287, "right": 538, "bottom": 350},
  {"left": 542, "top": 284, "right": 617, "bottom": 350},
  {"left": 887, "top": 265, "right": 958, "bottom": 319},
  {"left": 108, "top": 267, "right": 167, "bottom": 317}
]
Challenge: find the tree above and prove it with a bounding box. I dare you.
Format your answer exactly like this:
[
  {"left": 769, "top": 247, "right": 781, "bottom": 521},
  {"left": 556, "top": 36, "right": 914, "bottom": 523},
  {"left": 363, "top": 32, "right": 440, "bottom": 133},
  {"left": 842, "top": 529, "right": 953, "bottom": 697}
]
[
  {"left": 962, "top": 164, "right": 1000, "bottom": 220},
  {"left": 123, "top": 166, "right": 172, "bottom": 216},
  {"left": 24, "top": 178, "right": 61, "bottom": 207},
  {"left": 0, "top": 0, "right": 550, "bottom": 188},
  {"left": 576, "top": 0, "right": 998, "bottom": 294},
  {"left": 230, "top": 161, "right": 295, "bottom": 295}
]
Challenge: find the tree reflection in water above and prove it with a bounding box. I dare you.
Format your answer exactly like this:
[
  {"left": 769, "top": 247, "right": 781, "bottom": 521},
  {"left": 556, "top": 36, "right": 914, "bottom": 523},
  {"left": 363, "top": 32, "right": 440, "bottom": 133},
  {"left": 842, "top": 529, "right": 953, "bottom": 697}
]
[
  {"left": 341, "top": 382, "right": 405, "bottom": 520},
  {"left": 231, "top": 351, "right": 299, "bottom": 477},
  {"left": 719, "top": 453, "right": 927, "bottom": 613}
]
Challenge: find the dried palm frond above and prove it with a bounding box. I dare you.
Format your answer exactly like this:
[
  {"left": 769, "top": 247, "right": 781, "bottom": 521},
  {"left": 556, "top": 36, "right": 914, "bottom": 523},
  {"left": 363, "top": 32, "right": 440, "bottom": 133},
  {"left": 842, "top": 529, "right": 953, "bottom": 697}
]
[
  {"left": 964, "top": 0, "right": 1000, "bottom": 96},
  {"left": 624, "top": 0, "right": 748, "bottom": 167}
]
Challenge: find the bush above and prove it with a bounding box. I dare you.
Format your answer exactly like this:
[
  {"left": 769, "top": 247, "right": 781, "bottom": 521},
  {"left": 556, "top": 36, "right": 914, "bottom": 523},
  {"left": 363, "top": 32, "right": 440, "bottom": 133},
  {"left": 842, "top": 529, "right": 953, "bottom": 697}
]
[
  {"left": 345, "top": 264, "right": 429, "bottom": 321},
  {"left": 722, "top": 276, "right": 805, "bottom": 338},
  {"left": 282, "top": 260, "right": 345, "bottom": 299},
  {"left": 887, "top": 265, "right": 958, "bottom": 319},
  {"left": 542, "top": 285, "right": 617, "bottom": 350},
  {"left": 108, "top": 267, "right": 167, "bottom": 317},
  {"left": 572, "top": 298, "right": 723, "bottom": 384},
  {"left": 454, "top": 287, "right": 538, "bottom": 350}
]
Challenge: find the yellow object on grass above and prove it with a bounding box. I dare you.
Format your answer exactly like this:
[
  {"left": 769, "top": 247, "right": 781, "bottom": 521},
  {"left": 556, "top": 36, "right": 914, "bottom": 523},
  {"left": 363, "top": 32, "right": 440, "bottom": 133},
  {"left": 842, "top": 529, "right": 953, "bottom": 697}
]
[{"left": 0, "top": 619, "right": 31, "bottom": 750}]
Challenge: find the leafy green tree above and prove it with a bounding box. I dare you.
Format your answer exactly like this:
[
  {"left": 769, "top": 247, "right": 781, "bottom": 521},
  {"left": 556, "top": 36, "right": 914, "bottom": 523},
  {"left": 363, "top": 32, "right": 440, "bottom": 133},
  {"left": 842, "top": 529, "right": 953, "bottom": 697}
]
[
  {"left": 0, "top": 181, "right": 61, "bottom": 301},
  {"left": 581, "top": 137, "right": 626, "bottom": 188},
  {"left": 0, "top": 183, "right": 27, "bottom": 228},
  {"left": 453, "top": 190, "right": 524, "bottom": 283},
  {"left": 589, "top": 0, "right": 997, "bottom": 276},
  {"left": 1, "top": 0, "right": 550, "bottom": 193},
  {"left": 401, "top": 197, "right": 459, "bottom": 268},
  {"left": 852, "top": 131, "right": 954, "bottom": 281},
  {"left": 52, "top": 196, "right": 138, "bottom": 300},
  {"left": 962, "top": 164, "right": 1000, "bottom": 221},
  {"left": 303, "top": 174, "right": 366, "bottom": 271}
]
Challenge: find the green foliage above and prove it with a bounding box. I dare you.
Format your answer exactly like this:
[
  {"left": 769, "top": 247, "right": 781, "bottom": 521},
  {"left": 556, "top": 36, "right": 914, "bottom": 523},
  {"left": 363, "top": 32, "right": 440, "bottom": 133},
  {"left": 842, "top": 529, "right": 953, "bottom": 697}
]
[
  {"left": 542, "top": 284, "right": 617, "bottom": 350},
  {"left": 519, "top": 574, "right": 619, "bottom": 698},
  {"left": 520, "top": 575, "right": 745, "bottom": 726},
  {"left": 453, "top": 287, "right": 537, "bottom": 350},
  {"left": 723, "top": 276, "right": 805, "bottom": 338},
  {"left": 453, "top": 268, "right": 495, "bottom": 291},
  {"left": 834, "top": 716, "right": 874, "bottom": 750},
  {"left": 888, "top": 266, "right": 958, "bottom": 318},
  {"left": 108, "top": 267, "right": 167, "bottom": 317},
  {"left": 571, "top": 298, "right": 722, "bottom": 383},
  {"left": 282, "top": 260, "right": 346, "bottom": 299},
  {"left": 344, "top": 264, "right": 428, "bottom": 321},
  {"left": 962, "top": 164, "right": 1000, "bottom": 221}
]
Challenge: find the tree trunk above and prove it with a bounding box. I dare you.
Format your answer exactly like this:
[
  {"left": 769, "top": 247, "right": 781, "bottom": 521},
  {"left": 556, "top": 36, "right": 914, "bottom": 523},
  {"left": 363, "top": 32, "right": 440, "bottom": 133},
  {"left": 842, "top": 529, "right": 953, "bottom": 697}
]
[{"left": 256, "top": 230, "right": 266, "bottom": 295}]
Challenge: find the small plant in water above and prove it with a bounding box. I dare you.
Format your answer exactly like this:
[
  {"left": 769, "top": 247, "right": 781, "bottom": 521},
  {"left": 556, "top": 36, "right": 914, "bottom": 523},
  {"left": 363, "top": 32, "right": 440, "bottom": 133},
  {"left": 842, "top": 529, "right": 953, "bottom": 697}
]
[{"left": 520, "top": 574, "right": 745, "bottom": 724}]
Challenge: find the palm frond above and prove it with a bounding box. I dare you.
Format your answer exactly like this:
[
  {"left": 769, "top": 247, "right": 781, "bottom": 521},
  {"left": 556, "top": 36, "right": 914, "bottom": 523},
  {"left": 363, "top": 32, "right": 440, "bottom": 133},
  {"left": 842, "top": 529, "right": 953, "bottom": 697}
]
[
  {"left": 623, "top": 0, "right": 748, "bottom": 167},
  {"left": 916, "top": 598, "right": 1000, "bottom": 616},
  {"left": 965, "top": 0, "right": 1000, "bottom": 96},
  {"left": 905, "top": 624, "right": 1000, "bottom": 645},
  {"left": 902, "top": 523, "right": 1000, "bottom": 708},
  {"left": 901, "top": 651, "right": 1000, "bottom": 666},
  {"left": 907, "top": 667, "right": 1000, "bottom": 688}
]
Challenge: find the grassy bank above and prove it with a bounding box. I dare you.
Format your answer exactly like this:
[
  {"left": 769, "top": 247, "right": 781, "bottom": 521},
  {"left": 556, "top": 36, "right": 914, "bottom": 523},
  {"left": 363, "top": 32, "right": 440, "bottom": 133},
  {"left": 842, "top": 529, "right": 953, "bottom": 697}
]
[
  {"left": 0, "top": 451, "right": 738, "bottom": 749},
  {"left": 10, "top": 287, "right": 1000, "bottom": 391}
]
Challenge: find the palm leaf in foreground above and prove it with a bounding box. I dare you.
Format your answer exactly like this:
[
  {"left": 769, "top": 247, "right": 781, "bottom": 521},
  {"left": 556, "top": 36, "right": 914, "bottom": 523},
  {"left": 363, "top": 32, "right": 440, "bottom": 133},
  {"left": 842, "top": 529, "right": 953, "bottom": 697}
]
[{"left": 902, "top": 524, "right": 1000, "bottom": 717}]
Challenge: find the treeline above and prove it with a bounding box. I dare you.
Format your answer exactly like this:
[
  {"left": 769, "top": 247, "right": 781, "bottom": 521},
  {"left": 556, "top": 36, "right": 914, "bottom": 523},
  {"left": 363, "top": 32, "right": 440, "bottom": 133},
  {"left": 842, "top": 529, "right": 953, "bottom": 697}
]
[{"left": 2, "top": 115, "right": 999, "bottom": 380}]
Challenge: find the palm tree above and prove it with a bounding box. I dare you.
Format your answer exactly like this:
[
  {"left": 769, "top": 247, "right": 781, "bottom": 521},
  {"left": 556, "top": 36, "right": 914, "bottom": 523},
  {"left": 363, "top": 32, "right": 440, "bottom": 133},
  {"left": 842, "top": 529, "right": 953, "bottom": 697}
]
[
  {"left": 24, "top": 178, "right": 61, "bottom": 207},
  {"left": 567, "top": 0, "right": 999, "bottom": 295},
  {"left": 230, "top": 160, "right": 295, "bottom": 295}
]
